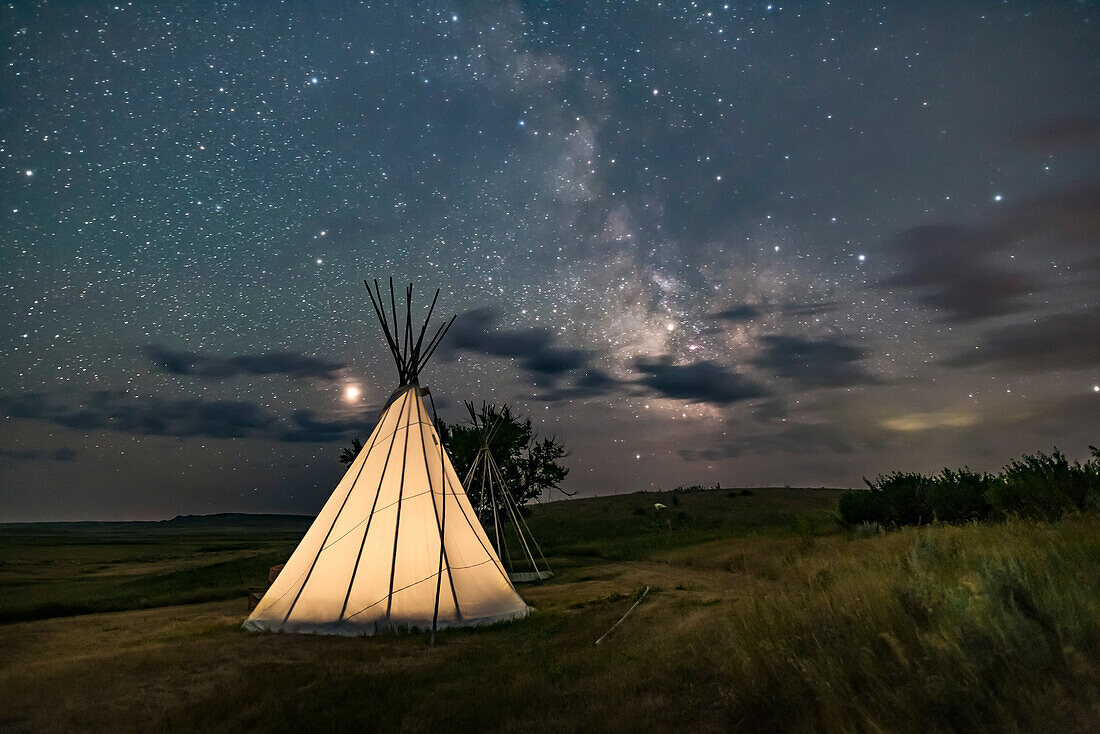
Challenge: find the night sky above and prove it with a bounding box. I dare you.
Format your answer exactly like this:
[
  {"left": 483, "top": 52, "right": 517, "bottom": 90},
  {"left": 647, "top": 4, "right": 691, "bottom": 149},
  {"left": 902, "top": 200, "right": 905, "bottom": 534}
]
[{"left": 2, "top": 2, "right": 1098, "bottom": 521}]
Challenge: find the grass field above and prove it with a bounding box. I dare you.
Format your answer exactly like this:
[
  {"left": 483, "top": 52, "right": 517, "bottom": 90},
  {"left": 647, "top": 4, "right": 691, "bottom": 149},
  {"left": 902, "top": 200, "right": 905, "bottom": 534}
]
[{"left": 1, "top": 487, "right": 1098, "bottom": 733}]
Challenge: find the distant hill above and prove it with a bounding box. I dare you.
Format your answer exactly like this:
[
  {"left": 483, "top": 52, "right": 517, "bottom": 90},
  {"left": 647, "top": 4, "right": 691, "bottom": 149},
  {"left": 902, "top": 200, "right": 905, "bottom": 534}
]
[
  {"left": 160, "top": 513, "right": 313, "bottom": 528},
  {"left": 0, "top": 512, "right": 314, "bottom": 534}
]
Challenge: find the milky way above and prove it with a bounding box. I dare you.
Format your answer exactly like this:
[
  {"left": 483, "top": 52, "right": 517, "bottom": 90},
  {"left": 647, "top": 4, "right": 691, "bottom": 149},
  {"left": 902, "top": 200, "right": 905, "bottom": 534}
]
[{"left": 2, "top": 2, "right": 1098, "bottom": 520}]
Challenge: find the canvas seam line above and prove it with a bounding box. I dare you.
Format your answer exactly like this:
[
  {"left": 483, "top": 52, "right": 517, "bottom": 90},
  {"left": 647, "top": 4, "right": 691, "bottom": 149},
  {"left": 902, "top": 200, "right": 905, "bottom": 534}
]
[
  {"left": 383, "top": 393, "right": 414, "bottom": 619},
  {"left": 336, "top": 391, "right": 412, "bottom": 622},
  {"left": 414, "top": 393, "right": 462, "bottom": 623},
  {"left": 270, "top": 393, "right": 396, "bottom": 621},
  {"left": 342, "top": 558, "right": 497, "bottom": 622}
]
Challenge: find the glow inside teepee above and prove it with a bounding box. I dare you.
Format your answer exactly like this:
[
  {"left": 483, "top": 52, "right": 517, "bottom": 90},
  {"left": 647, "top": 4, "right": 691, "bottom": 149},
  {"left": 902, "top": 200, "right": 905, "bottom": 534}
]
[{"left": 244, "top": 280, "right": 530, "bottom": 636}]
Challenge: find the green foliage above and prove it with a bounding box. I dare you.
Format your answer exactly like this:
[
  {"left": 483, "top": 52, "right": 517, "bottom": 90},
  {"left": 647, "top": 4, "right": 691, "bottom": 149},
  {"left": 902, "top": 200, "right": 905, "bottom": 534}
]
[
  {"left": 440, "top": 403, "right": 569, "bottom": 508},
  {"left": 929, "top": 467, "right": 993, "bottom": 522},
  {"left": 337, "top": 437, "right": 363, "bottom": 466},
  {"left": 855, "top": 520, "right": 883, "bottom": 537},
  {"left": 986, "top": 446, "right": 1100, "bottom": 519},
  {"left": 838, "top": 471, "right": 938, "bottom": 526},
  {"left": 336, "top": 403, "right": 570, "bottom": 509},
  {"left": 839, "top": 446, "right": 1100, "bottom": 528}
]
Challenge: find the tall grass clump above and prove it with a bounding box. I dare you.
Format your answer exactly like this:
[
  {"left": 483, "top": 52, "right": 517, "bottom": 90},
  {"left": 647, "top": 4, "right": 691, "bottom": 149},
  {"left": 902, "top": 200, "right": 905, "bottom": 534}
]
[
  {"left": 714, "top": 518, "right": 1100, "bottom": 732},
  {"left": 838, "top": 446, "right": 1099, "bottom": 529}
]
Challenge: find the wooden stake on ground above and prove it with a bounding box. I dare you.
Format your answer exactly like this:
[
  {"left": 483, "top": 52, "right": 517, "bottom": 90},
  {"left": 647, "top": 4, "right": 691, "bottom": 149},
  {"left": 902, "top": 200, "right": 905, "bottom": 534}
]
[{"left": 594, "top": 586, "right": 650, "bottom": 646}]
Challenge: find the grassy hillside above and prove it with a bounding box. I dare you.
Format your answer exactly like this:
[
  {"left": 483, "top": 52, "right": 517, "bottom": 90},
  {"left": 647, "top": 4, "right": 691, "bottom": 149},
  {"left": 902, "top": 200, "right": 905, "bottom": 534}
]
[
  {"left": 0, "top": 516, "right": 309, "bottom": 623},
  {"left": 0, "top": 488, "right": 837, "bottom": 624},
  {"left": 1, "top": 488, "right": 1098, "bottom": 733}
]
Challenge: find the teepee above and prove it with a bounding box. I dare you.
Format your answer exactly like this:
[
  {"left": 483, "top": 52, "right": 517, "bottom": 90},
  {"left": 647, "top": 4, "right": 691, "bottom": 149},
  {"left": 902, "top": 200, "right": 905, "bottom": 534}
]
[
  {"left": 244, "top": 280, "right": 530, "bottom": 637},
  {"left": 462, "top": 403, "right": 552, "bottom": 583}
]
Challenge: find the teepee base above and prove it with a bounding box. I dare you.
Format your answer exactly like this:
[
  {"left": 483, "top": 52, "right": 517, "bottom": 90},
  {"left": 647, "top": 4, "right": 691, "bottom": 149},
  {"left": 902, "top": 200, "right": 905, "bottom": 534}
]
[
  {"left": 243, "top": 605, "right": 532, "bottom": 637},
  {"left": 508, "top": 570, "right": 554, "bottom": 583}
]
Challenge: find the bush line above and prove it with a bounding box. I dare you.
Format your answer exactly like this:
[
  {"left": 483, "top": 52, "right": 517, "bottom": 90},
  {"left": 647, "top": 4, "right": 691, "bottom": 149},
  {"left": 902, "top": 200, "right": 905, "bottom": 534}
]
[{"left": 838, "top": 446, "right": 1100, "bottom": 528}]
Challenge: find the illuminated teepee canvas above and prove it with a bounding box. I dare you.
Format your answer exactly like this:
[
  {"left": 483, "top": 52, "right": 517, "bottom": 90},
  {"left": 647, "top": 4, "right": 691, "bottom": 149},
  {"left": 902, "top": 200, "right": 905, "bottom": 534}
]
[{"left": 244, "top": 280, "right": 530, "bottom": 637}]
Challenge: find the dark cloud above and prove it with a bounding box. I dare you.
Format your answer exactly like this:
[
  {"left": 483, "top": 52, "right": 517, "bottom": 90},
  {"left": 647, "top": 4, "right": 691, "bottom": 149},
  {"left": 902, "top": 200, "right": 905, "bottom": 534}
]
[
  {"left": 0, "top": 392, "right": 51, "bottom": 419},
  {"left": 145, "top": 345, "right": 345, "bottom": 380},
  {"left": 1, "top": 446, "right": 79, "bottom": 463},
  {"left": 751, "top": 397, "right": 789, "bottom": 424},
  {"left": 51, "top": 447, "right": 78, "bottom": 461},
  {"left": 708, "top": 301, "right": 837, "bottom": 324},
  {"left": 1, "top": 391, "right": 276, "bottom": 440},
  {"left": 0, "top": 391, "right": 383, "bottom": 445},
  {"left": 445, "top": 307, "right": 591, "bottom": 378},
  {"left": 0, "top": 448, "right": 41, "bottom": 461},
  {"left": 880, "top": 225, "right": 1036, "bottom": 322},
  {"left": 752, "top": 335, "right": 878, "bottom": 388},
  {"left": 680, "top": 422, "right": 853, "bottom": 461},
  {"left": 633, "top": 357, "right": 766, "bottom": 405},
  {"left": 279, "top": 410, "right": 379, "bottom": 443},
  {"left": 536, "top": 368, "right": 624, "bottom": 402},
  {"left": 1017, "top": 115, "right": 1100, "bottom": 152},
  {"left": 708, "top": 304, "right": 761, "bottom": 322},
  {"left": 883, "top": 119, "right": 1100, "bottom": 325},
  {"left": 84, "top": 392, "right": 276, "bottom": 438},
  {"left": 781, "top": 301, "right": 839, "bottom": 318},
  {"left": 945, "top": 305, "right": 1100, "bottom": 371},
  {"left": 1003, "top": 181, "right": 1100, "bottom": 254}
]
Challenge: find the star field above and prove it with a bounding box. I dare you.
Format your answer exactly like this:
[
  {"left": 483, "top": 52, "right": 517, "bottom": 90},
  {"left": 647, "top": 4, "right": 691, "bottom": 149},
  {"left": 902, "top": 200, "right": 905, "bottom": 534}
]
[{"left": 1, "top": 1, "right": 1098, "bottom": 520}]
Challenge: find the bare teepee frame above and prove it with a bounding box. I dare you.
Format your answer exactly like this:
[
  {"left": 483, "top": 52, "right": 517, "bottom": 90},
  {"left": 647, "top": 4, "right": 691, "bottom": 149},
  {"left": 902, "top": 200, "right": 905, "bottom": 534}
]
[{"left": 462, "top": 402, "right": 553, "bottom": 583}]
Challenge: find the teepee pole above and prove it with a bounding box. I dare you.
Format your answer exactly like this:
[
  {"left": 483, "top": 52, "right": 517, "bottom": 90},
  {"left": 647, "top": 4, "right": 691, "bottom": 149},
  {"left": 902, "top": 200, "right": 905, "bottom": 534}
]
[
  {"left": 384, "top": 396, "right": 414, "bottom": 620},
  {"left": 477, "top": 453, "right": 490, "bottom": 528},
  {"left": 488, "top": 457, "right": 511, "bottom": 570},
  {"left": 419, "top": 314, "right": 456, "bottom": 371},
  {"left": 490, "top": 444, "right": 551, "bottom": 575},
  {"left": 402, "top": 283, "right": 414, "bottom": 373},
  {"left": 460, "top": 404, "right": 551, "bottom": 581},
  {"left": 412, "top": 289, "right": 441, "bottom": 364},
  {"left": 336, "top": 390, "right": 412, "bottom": 622},
  {"left": 387, "top": 278, "right": 401, "bottom": 368},
  {"left": 419, "top": 392, "right": 458, "bottom": 644},
  {"left": 365, "top": 280, "right": 403, "bottom": 378},
  {"left": 509, "top": 485, "right": 552, "bottom": 574},
  {"left": 493, "top": 455, "right": 540, "bottom": 575},
  {"left": 463, "top": 451, "right": 483, "bottom": 516}
]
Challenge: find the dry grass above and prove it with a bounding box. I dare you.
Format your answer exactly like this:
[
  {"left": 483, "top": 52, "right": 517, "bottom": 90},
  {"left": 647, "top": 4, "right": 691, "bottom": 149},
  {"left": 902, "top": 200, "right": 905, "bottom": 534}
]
[{"left": 1, "top": 490, "right": 1098, "bottom": 732}]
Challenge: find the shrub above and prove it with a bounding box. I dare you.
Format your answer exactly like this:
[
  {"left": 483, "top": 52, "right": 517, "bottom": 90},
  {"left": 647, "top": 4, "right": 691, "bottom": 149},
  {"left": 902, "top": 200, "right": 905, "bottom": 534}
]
[
  {"left": 986, "top": 447, "right": 1100, "bottom": 520},
  {"left": 837, "top": 486, "right": 887, "bottom": 526},
  {"left": 838, "top": 446, "right": 1099, "bottom": 529},
  {"left": 839, "top": 472, "right": 934, "bottom": 527},
  {"left": 854, "top": 520, "right": 882, "bottom": 537},
  {"left": 841, "top": 469, "right": 991, "bottom": 528},
  {"left": 928, "top": 468, "right": 993, "bottom": 523}
]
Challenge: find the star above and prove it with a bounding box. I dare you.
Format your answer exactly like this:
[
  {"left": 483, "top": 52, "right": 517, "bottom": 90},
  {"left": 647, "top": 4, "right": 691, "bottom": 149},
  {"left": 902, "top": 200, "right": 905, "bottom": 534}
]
[{"left": 1, "top": 0, "right": 1095, "bottom": 519}]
